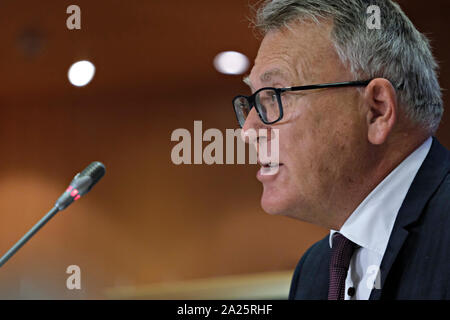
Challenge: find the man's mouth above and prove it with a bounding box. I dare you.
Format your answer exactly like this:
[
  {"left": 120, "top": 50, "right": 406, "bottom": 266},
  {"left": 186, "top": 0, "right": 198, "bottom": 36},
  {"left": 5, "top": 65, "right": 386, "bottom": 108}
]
[
  {"left": 259, "top": 161, "right": 283, "bottom": 168},
  {"left": 257, "top": 162, "right": 283, "bottom": 180}
]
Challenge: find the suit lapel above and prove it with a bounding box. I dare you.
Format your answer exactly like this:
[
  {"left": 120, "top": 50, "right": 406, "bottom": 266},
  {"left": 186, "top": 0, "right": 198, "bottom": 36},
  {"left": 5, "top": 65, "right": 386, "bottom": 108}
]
[{"left": 369, "top": 137, "right": 450, "bottom": 300}]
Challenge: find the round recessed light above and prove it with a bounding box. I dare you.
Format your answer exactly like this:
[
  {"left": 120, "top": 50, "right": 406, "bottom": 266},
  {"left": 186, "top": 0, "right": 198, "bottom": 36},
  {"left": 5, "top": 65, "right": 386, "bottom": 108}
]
[
  {"left": 213, "top": 51, "right": 249, "bottom": 75},
  {"left": 68, "top": 60, "right": 96, "bottom": 87}
]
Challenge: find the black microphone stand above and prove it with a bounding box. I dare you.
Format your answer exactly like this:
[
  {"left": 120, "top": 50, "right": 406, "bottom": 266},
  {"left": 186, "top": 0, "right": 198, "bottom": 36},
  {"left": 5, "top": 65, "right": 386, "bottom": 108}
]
[{"left": 0, "top": 206, "right": 60, "bottom": 267}]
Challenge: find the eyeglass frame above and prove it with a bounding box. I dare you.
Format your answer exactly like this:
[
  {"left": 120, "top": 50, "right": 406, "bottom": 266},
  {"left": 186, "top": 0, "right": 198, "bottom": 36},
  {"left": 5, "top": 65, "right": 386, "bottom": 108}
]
[{"left": 232, "top": 79, "right": 377, "bottom": 128}]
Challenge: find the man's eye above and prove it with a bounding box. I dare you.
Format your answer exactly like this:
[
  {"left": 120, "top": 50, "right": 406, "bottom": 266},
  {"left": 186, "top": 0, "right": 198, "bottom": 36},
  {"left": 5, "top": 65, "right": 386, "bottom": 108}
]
[{"left": 261, "top": 95, "right": 276, "bottom": 104}]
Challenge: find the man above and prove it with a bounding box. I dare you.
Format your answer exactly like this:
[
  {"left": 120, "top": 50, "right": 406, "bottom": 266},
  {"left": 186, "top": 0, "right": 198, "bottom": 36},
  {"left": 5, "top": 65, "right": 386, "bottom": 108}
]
[{"left": 233, "top": 0, "right": 449, "bottom": 299}]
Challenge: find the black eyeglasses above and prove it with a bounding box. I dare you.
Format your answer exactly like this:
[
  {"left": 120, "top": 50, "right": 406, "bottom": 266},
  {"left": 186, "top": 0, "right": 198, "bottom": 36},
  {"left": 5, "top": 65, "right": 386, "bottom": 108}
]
[{"left": 232, "top": 80, "right": 372, "bottom": 128}]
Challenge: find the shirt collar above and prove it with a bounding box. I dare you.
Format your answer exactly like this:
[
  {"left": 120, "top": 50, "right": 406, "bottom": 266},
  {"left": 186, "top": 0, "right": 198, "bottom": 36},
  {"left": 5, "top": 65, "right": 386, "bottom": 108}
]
[{"left": 329, "top": 137, "right": 432, "bottom": 255}]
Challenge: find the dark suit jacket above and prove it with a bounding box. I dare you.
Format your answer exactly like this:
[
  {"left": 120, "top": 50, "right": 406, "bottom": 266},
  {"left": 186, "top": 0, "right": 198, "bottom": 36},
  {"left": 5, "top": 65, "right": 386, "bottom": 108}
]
[{"left": 289, "top": 137, "right": 450, "bottom": 300}]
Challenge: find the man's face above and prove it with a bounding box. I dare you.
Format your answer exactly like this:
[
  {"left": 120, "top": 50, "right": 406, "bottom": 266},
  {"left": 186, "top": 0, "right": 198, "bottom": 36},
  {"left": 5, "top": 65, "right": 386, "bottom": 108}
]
[{"left": 243, "top": 21, "right": 369, "bottom": 227}]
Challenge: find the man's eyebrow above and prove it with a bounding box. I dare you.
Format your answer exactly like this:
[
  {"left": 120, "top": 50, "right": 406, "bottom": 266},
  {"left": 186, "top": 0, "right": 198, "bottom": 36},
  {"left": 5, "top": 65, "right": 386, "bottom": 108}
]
[
  {"left": 260, "top": 69, "right": 289, "bottom": 83},
  {"left": 242, "top": 69, "right": 289, "bottom": 91}
]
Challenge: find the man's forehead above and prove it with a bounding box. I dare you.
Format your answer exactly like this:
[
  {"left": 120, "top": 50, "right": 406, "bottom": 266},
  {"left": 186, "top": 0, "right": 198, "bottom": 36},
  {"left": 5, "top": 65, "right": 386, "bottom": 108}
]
[{"left": 245, "top": 20, "right": 340, "bottom": 89}]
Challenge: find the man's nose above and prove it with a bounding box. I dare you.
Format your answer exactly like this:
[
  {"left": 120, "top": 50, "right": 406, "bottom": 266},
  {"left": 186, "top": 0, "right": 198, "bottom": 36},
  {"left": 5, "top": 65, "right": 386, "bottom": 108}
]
[
  {"left": 241, "top": 107, "right": 274, "bottom": 146},
  {"left": 241, "top": 107, "right": 263, "bottom": 144}
]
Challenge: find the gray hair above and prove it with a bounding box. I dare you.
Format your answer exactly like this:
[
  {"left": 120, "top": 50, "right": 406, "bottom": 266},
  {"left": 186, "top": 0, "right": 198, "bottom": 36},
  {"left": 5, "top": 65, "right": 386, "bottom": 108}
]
[{"left": 253, "top": 0, "right": 443, "bottom": 133}]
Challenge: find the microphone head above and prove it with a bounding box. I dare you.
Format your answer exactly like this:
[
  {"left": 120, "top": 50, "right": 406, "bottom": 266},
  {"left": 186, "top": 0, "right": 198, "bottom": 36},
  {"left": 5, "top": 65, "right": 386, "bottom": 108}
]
[{"left": 79, "top": 161, "right": 106, "bottom": 188}]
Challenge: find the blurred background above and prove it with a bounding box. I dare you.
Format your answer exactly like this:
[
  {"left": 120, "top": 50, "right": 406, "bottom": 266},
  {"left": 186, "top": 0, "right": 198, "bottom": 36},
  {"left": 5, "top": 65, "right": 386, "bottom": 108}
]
[{"left": 0, "top": 0, "right": 448, "bottom": 299}]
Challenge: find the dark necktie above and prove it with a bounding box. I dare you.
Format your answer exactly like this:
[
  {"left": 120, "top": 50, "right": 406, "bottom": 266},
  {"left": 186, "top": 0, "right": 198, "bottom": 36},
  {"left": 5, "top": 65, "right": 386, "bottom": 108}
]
[{"left": 328, "top": 233, "right": 356, "bottom": 300}]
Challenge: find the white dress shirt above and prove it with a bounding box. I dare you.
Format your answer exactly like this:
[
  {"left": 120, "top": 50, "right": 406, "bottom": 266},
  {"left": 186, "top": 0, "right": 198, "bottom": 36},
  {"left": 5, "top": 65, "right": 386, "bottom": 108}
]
[{"left": 329, "top": 137, "right": 432, "bottom": 300}]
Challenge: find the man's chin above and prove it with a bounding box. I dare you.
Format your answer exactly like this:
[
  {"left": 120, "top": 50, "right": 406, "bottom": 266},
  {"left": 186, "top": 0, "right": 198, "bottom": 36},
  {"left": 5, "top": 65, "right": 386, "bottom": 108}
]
[
  {"left": 260, "top": 186, "right": 308, "bottom": 219},
  {"left": 260, "top": 192, "right": 289, "bottom": 216}
]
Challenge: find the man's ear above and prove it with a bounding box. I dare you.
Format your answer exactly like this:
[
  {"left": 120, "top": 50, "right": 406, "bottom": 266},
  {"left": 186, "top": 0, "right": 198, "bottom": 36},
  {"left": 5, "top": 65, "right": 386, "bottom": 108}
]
[{"left": 363, "top": 78, "right": 397, "bottom": 145}]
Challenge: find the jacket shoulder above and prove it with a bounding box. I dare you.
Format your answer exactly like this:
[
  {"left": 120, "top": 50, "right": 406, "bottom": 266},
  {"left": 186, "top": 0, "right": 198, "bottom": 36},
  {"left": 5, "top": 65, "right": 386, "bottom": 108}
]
[{"left": 289, "top": 235, "right": 330, "bottom": 300}]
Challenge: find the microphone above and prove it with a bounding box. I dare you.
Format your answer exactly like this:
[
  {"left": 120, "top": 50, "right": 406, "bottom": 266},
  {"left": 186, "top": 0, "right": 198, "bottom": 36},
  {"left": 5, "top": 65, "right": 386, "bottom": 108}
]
[
  {"left": 55, "top": 161, "right": 106, "bottom": 210},
  {"left": 0, "top": 161, "right": 106, "bottom": 268}
]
